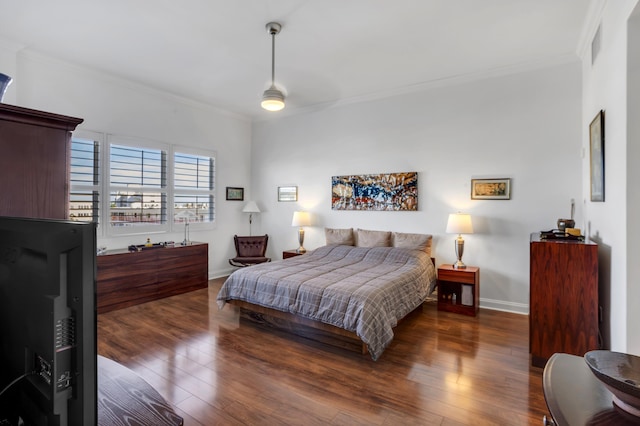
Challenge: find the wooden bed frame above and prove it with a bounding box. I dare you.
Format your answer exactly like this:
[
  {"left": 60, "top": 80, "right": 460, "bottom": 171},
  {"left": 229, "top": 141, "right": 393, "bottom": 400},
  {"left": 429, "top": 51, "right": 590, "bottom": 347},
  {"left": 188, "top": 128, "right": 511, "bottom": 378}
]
[
  {"left": 229, "top": 299, "right": 369, "bottom": 355},
  {"left": 228, "top": 257, "right": 435, "bottom": 357}
]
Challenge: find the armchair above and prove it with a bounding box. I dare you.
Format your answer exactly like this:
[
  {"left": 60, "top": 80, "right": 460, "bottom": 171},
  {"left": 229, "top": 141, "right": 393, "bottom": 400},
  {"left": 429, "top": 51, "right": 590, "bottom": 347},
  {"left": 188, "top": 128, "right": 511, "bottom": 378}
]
[{"left": 229, "top": 234, "right": 271, "bottom": 267}]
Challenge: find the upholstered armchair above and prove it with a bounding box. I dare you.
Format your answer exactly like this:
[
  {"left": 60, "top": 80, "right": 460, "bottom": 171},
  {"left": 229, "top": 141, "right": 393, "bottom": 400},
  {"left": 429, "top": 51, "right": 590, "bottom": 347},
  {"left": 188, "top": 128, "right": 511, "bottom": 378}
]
[{"left": 228, "top": 234, "right": 271, "bottom": 267}]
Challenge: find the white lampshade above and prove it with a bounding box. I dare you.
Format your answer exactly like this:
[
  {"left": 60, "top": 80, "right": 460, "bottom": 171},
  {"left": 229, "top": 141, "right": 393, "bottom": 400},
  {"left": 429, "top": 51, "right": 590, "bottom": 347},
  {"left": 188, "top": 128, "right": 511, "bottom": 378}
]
[
  {"left": 446, "top": 213, "right": 473, "bottom": 235},
  {"left": 242, "top": 201, "right": 261, "bottom": 213},
  {"left": 261, "top": 88, "right": 285, "bottom": 111},
  {"left": 291, "top": 211, "right": 311, "bottom": 227}
]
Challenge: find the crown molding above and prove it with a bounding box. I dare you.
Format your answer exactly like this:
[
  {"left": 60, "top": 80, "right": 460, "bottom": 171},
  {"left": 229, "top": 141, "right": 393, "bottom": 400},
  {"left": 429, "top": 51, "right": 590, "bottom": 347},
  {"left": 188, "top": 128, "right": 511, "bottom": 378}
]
[
  {"left": 576, "top": 0, "right": 609, "bottom": 60},
  {"left": 256, "top": 53, "right": 580, "bottom": 122},
  {"left": 0, "top": 36, "right": 25, "bottom": 53},
  {"left": 17, "top": 49, "right": 251, "bottom": 123}
]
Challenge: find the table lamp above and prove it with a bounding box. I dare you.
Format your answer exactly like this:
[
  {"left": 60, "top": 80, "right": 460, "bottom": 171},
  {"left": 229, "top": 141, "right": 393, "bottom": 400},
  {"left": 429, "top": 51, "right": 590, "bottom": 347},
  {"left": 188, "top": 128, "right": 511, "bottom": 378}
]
[
  {"left": 446, "top": 212, "right": 473, "bottom": 269},
  {"left": 291, "top": 211, "right": 311, "bottom": 253},
  {"left": 242, "top": 201, "right": 260, "bottom": 236}
]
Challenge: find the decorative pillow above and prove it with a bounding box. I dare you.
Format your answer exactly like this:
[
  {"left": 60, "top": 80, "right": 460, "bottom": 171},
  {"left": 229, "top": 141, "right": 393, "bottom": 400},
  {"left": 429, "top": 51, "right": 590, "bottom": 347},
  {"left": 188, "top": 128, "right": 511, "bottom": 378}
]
[
  {"left": 355, "top": 229, "right": 392, "bottom": 247},
  {"left": 392, "top": 232, "right": 432, "bottom": 256},
  {"left": 325, "top": 227, "right": 355, "bottom": 246}
]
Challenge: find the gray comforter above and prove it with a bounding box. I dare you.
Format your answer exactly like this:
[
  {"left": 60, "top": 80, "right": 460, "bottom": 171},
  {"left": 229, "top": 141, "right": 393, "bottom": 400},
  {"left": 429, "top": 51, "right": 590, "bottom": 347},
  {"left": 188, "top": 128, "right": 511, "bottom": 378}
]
[{"left": 217, "top": 244, "right": 437, "bottom": 360}]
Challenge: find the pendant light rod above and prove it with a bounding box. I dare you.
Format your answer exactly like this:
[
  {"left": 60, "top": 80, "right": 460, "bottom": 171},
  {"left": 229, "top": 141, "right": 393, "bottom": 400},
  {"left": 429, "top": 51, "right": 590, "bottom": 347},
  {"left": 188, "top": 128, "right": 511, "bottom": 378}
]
[
  {"left": 261, "top": 22, "right": 285, "bottom": 112},
  {"left": 267, "top": 22, "right": 281, "bottom": 88}
]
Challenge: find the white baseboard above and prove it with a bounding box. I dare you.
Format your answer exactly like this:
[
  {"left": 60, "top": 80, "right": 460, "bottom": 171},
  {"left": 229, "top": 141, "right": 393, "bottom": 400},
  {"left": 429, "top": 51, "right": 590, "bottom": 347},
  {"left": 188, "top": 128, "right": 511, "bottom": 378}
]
[
  {"left": 479, "top": 298, "right": 529, "bottom": 315},
  {"left": 210, "top": 268, "right": 234, "bottom": 280}
]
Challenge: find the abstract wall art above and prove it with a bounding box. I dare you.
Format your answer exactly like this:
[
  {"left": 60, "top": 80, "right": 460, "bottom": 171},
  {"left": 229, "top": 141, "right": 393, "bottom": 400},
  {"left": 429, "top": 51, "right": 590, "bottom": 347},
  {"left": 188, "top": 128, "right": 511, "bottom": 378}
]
[{"left": 331, "top": 172, "right": 418, "bottom": 211}]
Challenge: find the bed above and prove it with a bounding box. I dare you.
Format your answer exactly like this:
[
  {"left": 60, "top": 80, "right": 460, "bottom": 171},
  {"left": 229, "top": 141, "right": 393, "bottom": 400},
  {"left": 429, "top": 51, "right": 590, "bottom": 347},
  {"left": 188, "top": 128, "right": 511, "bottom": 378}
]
[{"left": 217, "top": 228, "right": 436, "bottom": 360}]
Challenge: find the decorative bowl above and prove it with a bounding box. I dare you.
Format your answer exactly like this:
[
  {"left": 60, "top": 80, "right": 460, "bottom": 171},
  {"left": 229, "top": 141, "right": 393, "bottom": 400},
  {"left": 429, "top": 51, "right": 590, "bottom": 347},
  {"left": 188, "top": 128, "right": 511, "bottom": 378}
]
[{"left": 585, "top": 350, "right": 640, "bottom": 417}]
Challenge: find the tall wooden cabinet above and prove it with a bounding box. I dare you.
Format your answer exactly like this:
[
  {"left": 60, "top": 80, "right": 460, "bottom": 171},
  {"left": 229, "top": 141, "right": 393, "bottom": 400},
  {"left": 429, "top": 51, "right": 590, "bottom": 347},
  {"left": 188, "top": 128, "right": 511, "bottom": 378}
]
[
  {"left": 0, "top": 104, "right": 83, "bottom": 219},
  {"left": 529, "top": 233, "right": 599, "bottom": 367}
]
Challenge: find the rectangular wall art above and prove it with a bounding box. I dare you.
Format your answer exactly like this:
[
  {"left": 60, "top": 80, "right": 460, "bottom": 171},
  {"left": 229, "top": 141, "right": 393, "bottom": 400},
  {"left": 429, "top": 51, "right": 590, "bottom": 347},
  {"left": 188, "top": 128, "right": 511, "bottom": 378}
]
[
  {"left": 278, "top": 186, "right": 298, "bottom": 202},
  {"left": 331, "top": 172, "right": 418, "bottom": 211},
  {"left": 470, "top": 178, "right": 511, "bottom": 200},
  {"left": 589, "top": 110, "right": 605, "bottom": 202},
  {"left": 226, "top": 187, "right": 244, "bottom": 201}
]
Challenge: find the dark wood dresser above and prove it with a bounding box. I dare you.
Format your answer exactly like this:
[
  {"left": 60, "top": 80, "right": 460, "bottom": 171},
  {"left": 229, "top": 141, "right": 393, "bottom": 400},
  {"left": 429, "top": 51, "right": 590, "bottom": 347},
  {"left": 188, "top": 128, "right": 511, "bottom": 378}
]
[
  {"left": 529, "top": 233, "right": 599, "bottom": 367},
  {"left": 97, "top": 242, "right": 208, "bottom": 313}
]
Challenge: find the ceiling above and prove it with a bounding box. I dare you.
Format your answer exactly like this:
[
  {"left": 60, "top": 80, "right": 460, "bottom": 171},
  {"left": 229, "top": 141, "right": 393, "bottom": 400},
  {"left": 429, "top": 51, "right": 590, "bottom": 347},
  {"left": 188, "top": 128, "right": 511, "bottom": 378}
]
[{"left": 0, "top": 1, "right": 592, "bottom": 120}]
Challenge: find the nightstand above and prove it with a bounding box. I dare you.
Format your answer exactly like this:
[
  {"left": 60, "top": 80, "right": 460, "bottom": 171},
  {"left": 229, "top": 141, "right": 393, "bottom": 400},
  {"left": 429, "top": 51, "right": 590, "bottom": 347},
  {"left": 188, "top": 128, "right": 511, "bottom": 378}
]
[
  {"left": 282, "top": 249, "right": 304, "bottom": 259},
  {"left": 437, "top": 264, "right": 479, "bottom": 316}
]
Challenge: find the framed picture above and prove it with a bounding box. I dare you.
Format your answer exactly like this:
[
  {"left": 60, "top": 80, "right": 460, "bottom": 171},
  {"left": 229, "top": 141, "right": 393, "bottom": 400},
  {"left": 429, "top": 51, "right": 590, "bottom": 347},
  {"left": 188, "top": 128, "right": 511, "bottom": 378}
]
[
  {"left": 226, "top": 187, "right": 244, "bottom": 201},
  {"left": 331, "top": 172, "right": 418, "bottom": 211},
  {"left": 278, "top": 186, "right": 298, "bottom": 202},
  {"left": 471, "top": 178, "right": 511, "bottom": 200},
  {"left": 589, "top": 110, "right": 605, "bottom": 202}
]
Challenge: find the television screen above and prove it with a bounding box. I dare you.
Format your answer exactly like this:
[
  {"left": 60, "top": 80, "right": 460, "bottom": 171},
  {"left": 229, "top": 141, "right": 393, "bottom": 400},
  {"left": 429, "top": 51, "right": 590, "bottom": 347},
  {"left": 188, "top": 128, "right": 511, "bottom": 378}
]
[{"left": 0, "top": 217, "right": 97, "bottom": 425}]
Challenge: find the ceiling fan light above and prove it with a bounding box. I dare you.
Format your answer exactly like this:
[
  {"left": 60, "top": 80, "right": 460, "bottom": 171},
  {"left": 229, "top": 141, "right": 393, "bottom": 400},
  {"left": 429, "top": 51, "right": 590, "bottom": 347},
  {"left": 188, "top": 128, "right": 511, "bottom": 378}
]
[
  {"left": 261, "top": 87, "right": 285, "bottom": 111},
  {"left": 261, "top": 22, "right": 286, "bottom": 112}
]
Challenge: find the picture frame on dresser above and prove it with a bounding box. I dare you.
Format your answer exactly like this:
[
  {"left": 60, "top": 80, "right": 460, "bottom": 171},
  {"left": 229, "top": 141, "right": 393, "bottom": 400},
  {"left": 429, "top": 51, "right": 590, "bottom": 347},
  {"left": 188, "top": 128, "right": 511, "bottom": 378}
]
[{"left": 589, "top": 110, "right": 605, "bottom": 202}]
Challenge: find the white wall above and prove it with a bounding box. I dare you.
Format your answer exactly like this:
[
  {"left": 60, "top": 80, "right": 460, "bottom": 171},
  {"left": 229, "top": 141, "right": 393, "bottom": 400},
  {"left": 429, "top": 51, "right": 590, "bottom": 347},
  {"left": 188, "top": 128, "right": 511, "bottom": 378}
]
[
  {"left": 0, "top": 39, "right": 19, "bottom": 104},
  {"left": 628, "top": 2, "right": 640, "bottom": 356},
  {"left": 251, "top": 62, "right": 582, "bottom": 313},
  {"left": 0, "top": 38, "right": 589, "bottom": 316},
  {"left": 579, "top": 0, "right": 640, "bottom": 354},
  {"left": 0, "top": 48, "right": 254, "bottom": 279}
]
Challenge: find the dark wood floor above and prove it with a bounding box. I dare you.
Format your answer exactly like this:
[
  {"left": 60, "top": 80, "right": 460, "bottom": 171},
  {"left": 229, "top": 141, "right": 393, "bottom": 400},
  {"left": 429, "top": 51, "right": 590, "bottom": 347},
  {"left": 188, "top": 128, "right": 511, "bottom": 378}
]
[{"left": 97, "top": 278, "right": 549, "bottom": 425}]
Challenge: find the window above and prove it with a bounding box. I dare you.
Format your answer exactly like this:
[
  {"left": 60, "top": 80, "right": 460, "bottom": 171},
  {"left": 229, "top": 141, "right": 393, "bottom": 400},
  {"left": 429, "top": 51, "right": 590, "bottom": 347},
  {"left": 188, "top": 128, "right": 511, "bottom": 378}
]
[
  {"left": 69, "top": 131, "right": 216, "bottom": 237},
  {"left": 173, "top": 149, "right": 215, "bottom": 224},
  {"left": 70, "top": 132, "right": 102, "bottom": 226},
  {"left": 108, "top": 139, "right": 168, "bottom": 233}
]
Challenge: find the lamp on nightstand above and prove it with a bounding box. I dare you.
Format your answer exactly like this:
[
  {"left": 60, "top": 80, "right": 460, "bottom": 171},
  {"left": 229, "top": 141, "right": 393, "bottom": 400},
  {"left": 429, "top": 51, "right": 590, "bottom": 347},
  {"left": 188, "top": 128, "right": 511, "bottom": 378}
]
[
  {"left": 291, "top": 211, "right": 311, "bottom": 253},
  {"left": 446, "top": 212, "right": 474, "bottom": 269}
]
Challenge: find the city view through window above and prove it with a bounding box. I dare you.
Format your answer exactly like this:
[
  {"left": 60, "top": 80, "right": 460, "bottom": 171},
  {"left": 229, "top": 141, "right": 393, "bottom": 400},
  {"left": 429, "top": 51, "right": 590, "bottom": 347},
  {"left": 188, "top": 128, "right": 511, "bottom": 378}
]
[{"left": 70, "top": 139, "right": 215, "bottom": 228}]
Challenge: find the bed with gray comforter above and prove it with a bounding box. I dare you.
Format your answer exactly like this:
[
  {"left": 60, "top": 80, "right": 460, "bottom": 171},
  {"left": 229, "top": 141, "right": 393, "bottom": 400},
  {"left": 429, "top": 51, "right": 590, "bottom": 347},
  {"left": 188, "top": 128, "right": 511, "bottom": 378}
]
[{"left": 217, "top": 244, "right": 437, "bottom": 360}]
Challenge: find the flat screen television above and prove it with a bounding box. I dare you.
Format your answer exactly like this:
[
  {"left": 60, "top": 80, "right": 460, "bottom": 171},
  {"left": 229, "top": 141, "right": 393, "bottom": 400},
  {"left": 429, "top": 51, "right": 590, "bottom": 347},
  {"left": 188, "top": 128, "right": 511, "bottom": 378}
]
[{"left": 0, "top": 217, "right": 97, "bottom": 425}]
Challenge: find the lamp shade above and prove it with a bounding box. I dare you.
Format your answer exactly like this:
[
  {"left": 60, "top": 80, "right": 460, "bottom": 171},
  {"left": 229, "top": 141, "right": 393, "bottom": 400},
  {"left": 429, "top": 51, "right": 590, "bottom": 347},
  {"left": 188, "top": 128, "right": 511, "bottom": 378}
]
[
  {"left": 242, "top": 201, "right": 261, "bottom": 213},
  {"left": 261, "top": 87, "right": 285, "bottom": 111},
  {"left": 446, "top": 213, "right": 473, "bottom": 234},
  {"left": 291, "top": 211, "right": 311, "bottom": 227}
]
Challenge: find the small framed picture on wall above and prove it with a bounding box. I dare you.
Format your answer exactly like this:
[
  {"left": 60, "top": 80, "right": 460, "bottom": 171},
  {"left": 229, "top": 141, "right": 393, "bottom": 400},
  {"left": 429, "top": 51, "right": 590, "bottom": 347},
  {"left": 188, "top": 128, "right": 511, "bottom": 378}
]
[
  {"left": 226, "top": 187, "right": 244, "bottom": 201},
  {"left": 278, "top": 186, "right": 298, "bottom": 202},
  {"left": 471, "top": 178, "right": 511, "bottom": 200}
]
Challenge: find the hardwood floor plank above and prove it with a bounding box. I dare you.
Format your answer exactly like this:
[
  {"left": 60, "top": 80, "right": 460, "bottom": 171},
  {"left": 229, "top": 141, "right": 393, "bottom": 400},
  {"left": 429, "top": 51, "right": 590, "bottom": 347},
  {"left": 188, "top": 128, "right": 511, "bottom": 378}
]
[{"left": 97, "top": 278, "right": 549, "bottom": 425}]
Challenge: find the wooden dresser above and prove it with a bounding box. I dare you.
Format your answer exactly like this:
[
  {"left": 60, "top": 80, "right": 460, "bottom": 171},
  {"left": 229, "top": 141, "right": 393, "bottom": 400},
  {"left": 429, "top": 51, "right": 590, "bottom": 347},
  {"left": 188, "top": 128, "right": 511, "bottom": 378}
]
[
  {"left": 529, "top": 233, "right": 599, "bottom": 367},
  {"left": 97, "top": 243, "right": 208, "bottom": 313},
  {"left": 0, "top": 104, "right": 83, "bottom": 219}
]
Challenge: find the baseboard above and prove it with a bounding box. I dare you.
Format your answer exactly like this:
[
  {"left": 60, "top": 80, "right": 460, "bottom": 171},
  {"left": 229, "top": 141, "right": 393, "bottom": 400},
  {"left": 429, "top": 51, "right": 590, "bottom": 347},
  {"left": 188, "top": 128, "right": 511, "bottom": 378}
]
[
  {"left": 479, "top": 298, "right": 529, "bottom": 315},
  {"left": 210, "top": 268, "right": 234, "bottom": 280}
]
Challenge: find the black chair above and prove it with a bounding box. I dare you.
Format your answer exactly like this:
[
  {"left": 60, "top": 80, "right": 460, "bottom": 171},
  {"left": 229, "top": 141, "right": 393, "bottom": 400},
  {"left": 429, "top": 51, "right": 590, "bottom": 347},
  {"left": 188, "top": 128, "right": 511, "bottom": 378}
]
[{"left": 228, "top": 234, "right": 271, "bottom": 267}]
